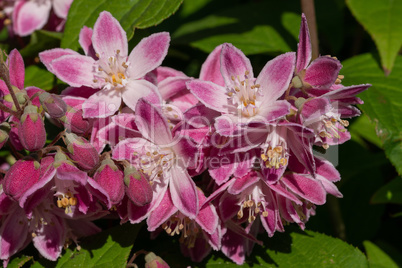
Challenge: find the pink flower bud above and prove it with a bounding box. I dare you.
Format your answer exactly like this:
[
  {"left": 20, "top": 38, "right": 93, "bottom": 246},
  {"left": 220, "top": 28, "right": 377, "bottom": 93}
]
[
  {"left": 93, "top": 158, "right": 124, "bottom": 205},
  {"left": 3, "top": 157, "right": 41, "bottom": 201},
  {"left": 124, "top": 166, "right": 153, "bottom": 207},
  {"left": 18, "top": 105, "right": 46, "bottom": 151},
  {"left": 145, "top": 252, "right": 170, "bottom": 268},
  {"left": 65, "top": 133, "right": 99, "bottom": 171},
  {"left": 39, "top": 92, "right": 67, "bottom": 119},
  {"left": 60, "top": 106, "right": 90, "bottom": 134},
  {"left": 0, "top": 122, "right": 10, "bottom": 149}
]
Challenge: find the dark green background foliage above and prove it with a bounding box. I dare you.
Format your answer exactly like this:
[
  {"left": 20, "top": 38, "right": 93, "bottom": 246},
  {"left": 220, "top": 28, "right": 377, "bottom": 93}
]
[{"left": 3, "top": 0, "right": 402, "bottom": 267}]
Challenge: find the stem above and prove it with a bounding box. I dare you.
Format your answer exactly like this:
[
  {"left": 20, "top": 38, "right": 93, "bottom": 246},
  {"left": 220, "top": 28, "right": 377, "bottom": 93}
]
[
  {"left": 7, "top": 140, "right": 23, "bottom": 160},
  {"left": 301, "top": 0, "right": 319, "bottom": 60},
  {"left": 0, "top": 101, "right": 18, "bottom": 117},
  {"left": 47, "top": 129, "right": 66, "bottom": 148},
  {"left": 126, "top": 250, "right": 147, "bottom": 268},
  {"left": 327, "top": 195, "right": 347, "bottom": 240}
]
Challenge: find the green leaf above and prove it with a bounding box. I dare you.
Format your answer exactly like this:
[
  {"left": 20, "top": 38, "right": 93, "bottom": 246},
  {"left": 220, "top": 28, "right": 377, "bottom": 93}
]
[
  {"left": 7, "top": 255, "right": 33, "bottom": 268},
  {"left": 371, "top": 177, "right": 402, "bottom": 205},
  {"left": 33, "top": 223, "right": 141, "bottom": 268},
  {"left": 201, "top": 228, "right": 368, "bottom": 267},
  {"left": 172, "top": 1, "right": 301, "bottom": 54},
  {"left": 363, "top": 241, "right": 399, "bottom": 268},
  {"left": 346, "top": 0, "right": 402, "bottom": 74},
  {"left": 20, "top": 30, "right": 61, "bottom": 58},
  {"left": 342, "top": 53, "right": 402, "bottom": 175},
  {"left": 349, "top": 114, "right": 383, "bottom": 148},
  {"left": 24, "top": 66, "right": 54, "bottom": 91},
  {"left": 61, "top": 0, "right": 183, "bottom": 50}
]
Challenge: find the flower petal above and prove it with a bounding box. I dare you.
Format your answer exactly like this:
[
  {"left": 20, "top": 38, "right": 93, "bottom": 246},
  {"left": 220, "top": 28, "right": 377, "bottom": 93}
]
[
  {"left": 0, "top": 207, "right": 28, "bottom": 259},
  {"left": 92, "top": 11, "right": 128, "bottom": 57},
  {"left": 13, "top": 0, "right": 51, "bottom": 36},
  {"left": 127, "top": 32, "right": 170, "bottom": 79},
  {"left": 8, "top": 49, "right": 25, "bottom": 89},
  {"left": 221, "top": 43, "right": 254, "bottom": 86},
  {"left": 187, "top": 80, "right": 229, "bottom": 113},
  {"left": 256, "top": 52, "right": 296, "bottom": 102},
  {"left": 147, "top": 190, "right": 176, "bottom": 231},
  {"left": 258, "top": 100, "right": 290, "bottom": 122},
  {"left": 122, "top": 80, "right": 161, "bottom": 111},
  {"left": 53, "top": 0, "right": 73, "bottom": 19},
  {"left": 281, "top": 173, "right": 326, "bottom": 205},
  {"left": 39, "top": 48, "right": 80, "bottom": 73},
  {"left": 304, "top": 56, "right": 342, "bottom": 88},
  {"left": 83, "top": 87, "right": 122, "bottom": 118},
  {"left": 169, "top": 165, "right": 198, "bottom": 219},
  {"left": 50, "top": 55, "right": 96, "bottom": 88},
  {"left": 295, "top": 14, "right": 312, "bottom": 73},
  {"left": 228, "top": 171, "right": 260, "bottom": 195},
  {"left": 200, "top": 44, "right": 225, "bottom": 86},
  {"left": 79, "top": 26, "right": 96, "bottom": 58},
  {"left": 195, "top": 189, "right": 218, "bottom": 235}
]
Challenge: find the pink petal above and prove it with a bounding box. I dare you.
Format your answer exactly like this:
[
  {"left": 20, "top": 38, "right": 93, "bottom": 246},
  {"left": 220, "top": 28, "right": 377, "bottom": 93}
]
[
  {"left": 214, "top": 114, "right": 242, "bottom": 137},
  {"left": 186, "top": 80, "right": 228, "bottom": 113},
  {"left": 208, "top": 154, "right": 236, "bottom": 185},
  {"left": 135, "top": 99, "right": 172, "bottom": 145},
  {"left": 258, "top": 100, "right": 290, "bottom": 122},
  {"left": 295, "top": 14, "right": 312, "bottom": 73},
  {"left": 256, "top": 52, "right": 296, "bottom": 102},
  {"left": 221, "top": 228, "right": 246, "bottom": 265},
  {"left": 56, "top": 162, "right": 87, "bottom": 185},
  {"left": 50, "top": 55, "right": 96, "bottom": 88},
  {"left": 172, "top": 137, "right": 198, "bottom": 170},
  {"left": 158, "top": 76, "right": 191, "bottom": 101},
  {"left": 127, "top": 202, "right": 151, "bottom": 224},
  {"left": 79, "top": 26, "right": 96, "bottom": 58},
  {"left": 301, "top": 98, "right": 330, "bottom": 123},
  {"left": 13, "top": 0, "right": 51, "bottom": 36},
  {"left": 315, "top": 157, "right": 340, "bottom": 182},
  {"left": 219, "top": 192, "right": 240, "bottom": 222},
  {"left": 169, "top": 165, "right": 198, "bottom": 219},
  {"left": 147, "top": 190, "right": 176, "bottom": 231},
  {"left": 127, "top": 32, "right": 170, "bottom": 79},
  {"left": 281, "top": 173, "right": 326, "bottom": 205},
  {"left": 304, "top": 56, "right": 342, "bottom": 88},
  {"left": 221, "top": 43, "right": 254, "bottom": 86},
  {"left": 260, "top": 186, "right": 277, "bottom": 237},
  {"left": 92, "top": 11, "right": 128, "bottom": 57},
  {"left": 53, "top": 0, "right": 73, "bottom": 19},
  {"left": 316, "top": 175, "right": 343, "bottom": 198},
  {"left": 112, "top": 138, "right": 151, "bottom": 163},
  {"left": 228, "top": 171, "right": 260, "bottom": 195},
  {"left": 0, "top": 207, "right": 28, "bottom": 259},
  {"left": 155, "top": 66, "right": 187, "bottom": 82},
  {"left": 321, "top": 84, "right": 371, "bottom": 100},
  {"left": 195, "top": 189, "right": 218, "bottom": 235},
  {"left": 199, "top": 44, "right": 225, "bottom": 86},
  {"left": 8, "top": 49, "right": 25, "bottom": 89},
  {"left": 83, "top": 87, "right": 122, "bottom": 118},
  {"left": 184, "top": 103, "right": 220, "bottom": 128},
  {"left": 122, "top": 80, "right": 161, "bottom": 111}
]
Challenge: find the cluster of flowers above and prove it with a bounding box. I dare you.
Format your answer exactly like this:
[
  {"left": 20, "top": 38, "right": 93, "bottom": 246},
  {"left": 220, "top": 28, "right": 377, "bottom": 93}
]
[
  {"left": 0, "top": 11, "right": 370, "bottom": 266},
  {"left": 0, "top": 0, "right": 73, "bottom": 36}
]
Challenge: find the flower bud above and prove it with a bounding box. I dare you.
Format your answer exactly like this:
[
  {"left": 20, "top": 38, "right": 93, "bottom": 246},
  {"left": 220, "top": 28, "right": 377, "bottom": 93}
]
[
  {"left": 93, "top": 158, "right": 124, "bottom": 205},
  {"left": 65, "top": 133, "right": 99, "bottom": 171},
  {"left": 39, "top": 92, "right": 67, "bottom": 119},
  {"left": 124, "top": 166, "right": 153, "bottom": 206},
  {"left": 0, "top": 122, "right": 11, "bottom": 149},
  {"left": 145, "top": 252, "right": 170, "bottom": 268},
  {"left": 18, "top": 105, "right": 46, "bottom": 151},
  {"left": 3, "top": 157, "right": 41, "bottom": 201},
  {"left": 59, "top": 106, "right": 90, "bottom": 134}
]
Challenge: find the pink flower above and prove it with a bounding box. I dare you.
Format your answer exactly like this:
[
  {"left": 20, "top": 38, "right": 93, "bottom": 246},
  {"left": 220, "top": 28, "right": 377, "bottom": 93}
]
[{"left": 40, "top": 11, "right": 170, "bottom": 118}]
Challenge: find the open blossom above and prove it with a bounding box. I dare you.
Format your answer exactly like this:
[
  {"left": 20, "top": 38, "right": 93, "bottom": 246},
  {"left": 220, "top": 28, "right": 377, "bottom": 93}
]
[{"left": 40, "top": 11, "right": 170, "bottom": 118}]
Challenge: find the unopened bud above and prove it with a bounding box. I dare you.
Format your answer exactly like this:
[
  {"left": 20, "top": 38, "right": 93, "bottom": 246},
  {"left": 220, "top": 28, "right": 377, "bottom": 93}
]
[
  {"left": 0, "top": 122, "right": 10, "bottom": 149},
  {"left": 93, "top": 158, "right": 124, "bottom": 205},
  {"left": 3, "top": 157, "right": 41, "bottom": 201},
  {"left": 18, "top": 105, "right": 46, "bottom": 151},
  {"left": 124, "top": 166, "right": 153, "bottom": 206},
  {"left": 144, "top": 252, "right": 170, "bottom": 268},
  {"left": 60, "top": 106, "right": 90, "bottom": 134},
  {"left": 65, "top": 133, "right": 99, "bottom": 171},
  {"left": 39, "top": 92, "right": 67, "bottom": 118}
]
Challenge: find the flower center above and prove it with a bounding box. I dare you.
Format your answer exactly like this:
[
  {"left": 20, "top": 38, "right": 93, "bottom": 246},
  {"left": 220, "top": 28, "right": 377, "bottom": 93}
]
[
  {"left": 162, "top": 213, "right": 199, "bottom": 248},
  {"left": 261, "top": 145, "right": 288, "bottom": 169},
  {"left": 227, "top": 71, "right": 261, "bottom": 117},
  {"left": 93, "top": 50, "right": 129, "bottom": 89},
  {"left": 318, "top": 117, "right": 349, "bottom": 144},
  {"left": 237, "top": 194, "right": 269, "bottom": 223},
  {"left": 138, "top": 146, "right": 175, "bottom": 182},
  {"left": 56, "top": 191, "right": 77, "bottom": 214}
]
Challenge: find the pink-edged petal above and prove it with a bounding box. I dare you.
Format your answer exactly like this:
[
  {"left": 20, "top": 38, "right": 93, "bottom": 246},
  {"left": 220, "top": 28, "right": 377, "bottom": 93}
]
[
  {"left": 187, "top": 80, "right": 229, "bottom": 113},
  {"left": 172, "top": 137, "right": 198, "bottom": 170},
  {"left": 83, "top": 87, "right": 122, "bottom": 118},
  {"left": 221, "top": 43, "right": 254, "bottom": 86},
  {"left": 315, "top": 157, "right": 340, "bottom": 182},
  {"left": 56, "top": 162, "right": 87, "bottom": 185},
  {"left": 53, "top": 0, "right": 73, "bottom": 19},
  {"left": 195, "top": 189, "right": 218, "bottom": 235},
  {"left": 87, "top": 177, "right": 112, "bottom": 209},
  {"left": 295, "top": 14, "right": 312, "bottom": 73},
  {"left": 158, "top": 76, "right": 191, "bottom": 101},
  {"left": 79, "top": 26, "right": 96, "bottom": 58},
  {"left": 32, "top": 213, "right": 65, "bottom": 261},
  {"left": 316, "top": 175, "right": 343, "bottom": 198},
  {"left": 214, "top": 114, "right": 242, "bottom": 137},
  {"left": 8, "top": 49, "right": 25, "bottom": 89},
  {"left": 169, "top": 165, "right": 198, "bottom": 219},
  {"left": 208, "top": 154, "right": 236, "bottom": 185},
  {"left": 112, "top": 138, "right": 150, "bottom": 163},
  {"left": 221, "top": 228, "right": 246, "bottom": 265},
  {"left": 92, "top": 11, "right": 127, "bottom": 57},
  {"left": 281, "top": 173, "right": 326, "bottom": 205},
  {"left": 258, "top": 100, "right": 290, "bottom": 122},
  {"left": 228, "top": 171, "right": 260, "bottom": 195},
  {"left": 219, "top": 192, "right": 240, "bottom": 222},
  {"left": 61, "top": 86, "right": 99, "bottom": 98},
  {"left": 321, "top": 84, "right": 371, "bottom": 100},
  {"left": 181, "top": 234, "right": 212, "bottom": 263},
  {"left": 50, "top": 55, "right": 96, "bottom": 87},
  {"left": 269, "top": 181, "right": 303, "bottom": 205},
  {"left": 184, "top": 103, "right": 221, "bottom": 129},
  {"left": 147, "top": 190, "right": 177, "bottom": 231},
  {"left": 127, "top": 32, "right": 170, "bottom": 79},
  {"left": 122, "top": 80, "right": 161, "bottom": 111},
  {"left": 127, "top": 202, "right": 151, "bottom": 224},
  {"left": 0, "top": 207, "right": 28, "bottom": 259},
  {"left": 200, "top": 44, "right": 225, "bottom": 86},
  {"left": 155, "top": 66, "right": 187, "bottom": 82},
  {"left": 261, "top": 164, "right": 286, "bottom": 184},
  {"left": 135, "top": 98, "right": 172, "bottom": 145},
  {"left": 260, "top": 186, "right": 277, "bottom": 237},
  {"left": 256, "top": 52, "right": 296, "bottom": 102},
  {"left": 13, "top": 0, "right": 51, "bottom": 36},
  {"left": 304, "top": 56, "right": 342, "bottom": 88},
  {"left": 301, "top": 98, "right": 330, "bottom": 123}
]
